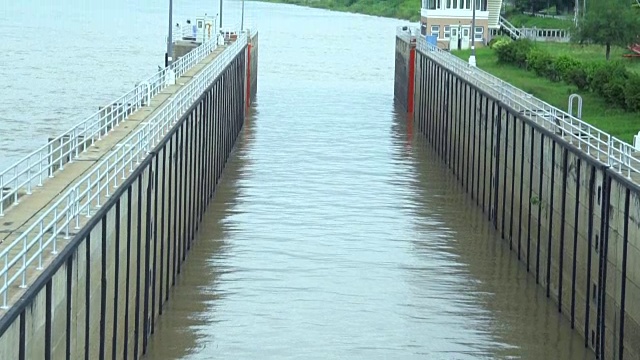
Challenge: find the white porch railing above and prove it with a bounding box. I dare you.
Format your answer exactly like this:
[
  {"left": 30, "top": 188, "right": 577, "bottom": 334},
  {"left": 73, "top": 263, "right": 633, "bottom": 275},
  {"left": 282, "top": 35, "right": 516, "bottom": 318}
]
[
  {"left": 499, "top": 16, "right": 522, "bottom": 39},
  {"left": 519, "top": 27, "right": 571, "bottom": 42},
  {"left": 0, "top": 27, "right": 220, "bottom": 218},
  {"left": 498, "top": 16, "right": 571, "bottom": 42},
  {"left": 521, "top": 11, "right": 571, "bottom": 20},
  {"left": 416, "top": 36, "right": 640, "bottom": 178},
  {"left": 0, "top": 31, "right": 250, "bottom": 308}
]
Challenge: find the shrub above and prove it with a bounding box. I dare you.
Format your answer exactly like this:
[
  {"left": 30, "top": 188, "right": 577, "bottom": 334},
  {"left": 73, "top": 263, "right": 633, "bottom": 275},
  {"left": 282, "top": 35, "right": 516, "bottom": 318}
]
[
  {"left": 494, "top": 40, "right": 516, "bottom": 63},
  {"left": 589, "top": 62, "right": 611, "bottom": 94},
  {"left": 512, "top": 39, "right": 535, "bottom": 68},
  {"left": 495, "top": 39, "right": 534, "bottom": 68},
  {"left": 590, "top": 61, "right": 629, "bottom": 101},
  {"left": 602, "top": 76, "right": 628, "bottom": 108},
  {"left": 489, "top": 35, "right": 511, "bottom": 49},
  {"left": 527, "top": 48, "right": 557, "bottom": 79},
  {"left": 492, "top": 38, "right": 512, "bottom": 52},
  {"left": 567, "top": 67, "right": 589, "bottom": 90},
  {"left": 624, "top": 75, "right": 640, "bottom": 112},
  {"left": 489, "top": 40, "right": 640, "bottom": 113},
  {"left": 584, "top": 62, "right": 604, "bottom": 92},
  {"left": 554, "top": 55, "right": 581, "bottom": 83}
]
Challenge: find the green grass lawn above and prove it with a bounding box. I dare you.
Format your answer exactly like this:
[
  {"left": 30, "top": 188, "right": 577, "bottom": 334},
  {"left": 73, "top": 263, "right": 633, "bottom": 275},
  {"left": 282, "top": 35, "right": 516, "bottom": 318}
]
[
  {"left": 505, "top": 14, "right": 573, "bottom": 29},
  {"left": 535, "top": 43, "right": 640, "bottom": 73},
  {"left": 452, "top": 48, "right": 640, "bottom": 143}
]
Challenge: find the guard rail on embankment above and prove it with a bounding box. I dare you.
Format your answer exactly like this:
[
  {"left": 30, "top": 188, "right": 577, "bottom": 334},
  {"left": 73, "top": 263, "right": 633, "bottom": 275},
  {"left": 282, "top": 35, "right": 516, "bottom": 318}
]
[
  {"left": 395, "top": 30, "right": 640, "bottom": 360},
  {"left": 0, "top": 29, "right": 258, "bottom": 359}
]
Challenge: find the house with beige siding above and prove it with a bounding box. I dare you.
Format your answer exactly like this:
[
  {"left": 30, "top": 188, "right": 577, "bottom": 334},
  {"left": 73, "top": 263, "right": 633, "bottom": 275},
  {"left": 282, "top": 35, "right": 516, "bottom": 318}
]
[{"left": 420, "top": 0, "right": 503, "bottom": 50}]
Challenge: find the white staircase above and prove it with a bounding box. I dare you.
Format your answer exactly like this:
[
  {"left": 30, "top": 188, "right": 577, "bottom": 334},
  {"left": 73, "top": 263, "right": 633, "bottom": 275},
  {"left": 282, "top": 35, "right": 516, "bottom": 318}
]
[
  {"left": 498, "top": 16, "right": 522, "bottom": 39},
  {"left": 488, "top": 0, "right": 504, "bottom": 28}
]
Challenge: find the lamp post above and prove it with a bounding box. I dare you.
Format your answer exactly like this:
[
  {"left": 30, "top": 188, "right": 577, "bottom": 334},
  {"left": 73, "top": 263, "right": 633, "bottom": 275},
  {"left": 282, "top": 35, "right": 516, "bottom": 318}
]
[
  {"left": 166, "top": 0, "right": 174, "bottom": 67},
  {"left": 469, "top": 0, "right": 477, "bottom": 66},
  {"left": 241, "top": 0, "right": 245, "bottom": 31},
  {"left": 219, "top": 0, "right": 223, "bottom": 31}
]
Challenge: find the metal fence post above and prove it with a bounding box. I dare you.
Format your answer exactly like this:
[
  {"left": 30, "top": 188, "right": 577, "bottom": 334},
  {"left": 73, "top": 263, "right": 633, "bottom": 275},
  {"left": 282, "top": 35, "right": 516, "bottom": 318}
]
[{"left": 0, "top": 174, "right": 4, "bottom": 217}]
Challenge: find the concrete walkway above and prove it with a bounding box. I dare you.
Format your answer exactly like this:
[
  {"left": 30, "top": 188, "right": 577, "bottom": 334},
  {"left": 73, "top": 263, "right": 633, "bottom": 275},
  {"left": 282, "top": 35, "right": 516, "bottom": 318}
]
[{"left": 0, "top": 44, "right": 228, "bottom": 311}]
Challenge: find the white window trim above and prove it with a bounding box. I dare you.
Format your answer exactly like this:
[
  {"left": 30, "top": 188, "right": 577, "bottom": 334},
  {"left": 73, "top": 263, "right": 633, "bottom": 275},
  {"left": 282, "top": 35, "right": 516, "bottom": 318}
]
[
  {"left": 430, "top": 25, "right": 440, "bottom": 38},
  {"left": 474, "top": 26, "right": 484, "bottom": 40}
]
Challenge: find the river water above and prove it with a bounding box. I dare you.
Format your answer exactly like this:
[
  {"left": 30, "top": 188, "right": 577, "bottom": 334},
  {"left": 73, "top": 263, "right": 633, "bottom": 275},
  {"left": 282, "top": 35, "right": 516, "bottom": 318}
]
[
  {"left": 2, "top": 1, "right": 593, "bottom": 359},
  {"left": 0, "top": 0, "right": 241, "bottom": 172}
]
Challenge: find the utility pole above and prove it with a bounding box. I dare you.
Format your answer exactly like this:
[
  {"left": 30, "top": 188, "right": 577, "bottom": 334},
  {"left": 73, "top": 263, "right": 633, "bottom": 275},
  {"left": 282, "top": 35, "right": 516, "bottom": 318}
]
[
  {"left": 469, "top": 0, "right": 477, "bottom": 66},
  {"left": 241, "top": 0, "right": 245, "bottom": 31},
  {"left": 166, "top": 0, "right": 174, "bottom": 67},
  {"left": 219, "top": 0, "right": 223, "bottom": 31}
]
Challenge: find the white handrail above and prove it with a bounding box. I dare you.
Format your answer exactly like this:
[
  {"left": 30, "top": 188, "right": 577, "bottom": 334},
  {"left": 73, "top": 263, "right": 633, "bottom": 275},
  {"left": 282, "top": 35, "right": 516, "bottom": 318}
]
[
  {"left": 171, "top": 26, "right": 196, "bottom": 42},
  {"left": 396, "top": 26, "right": 418, "bottom": 44},
  {"left": 0, "top": 28, "right": 220, "bottom": 217},
  {"left": 416, "top": 36, "right": 640, "bottom": 178},
  {"left": 498, "top": 16, "right": 571, "bottom": 41},
  {"left": 0, "top": 31, "right": 250, "bottom": 308},
  {"left": 499, "top": 16, "right": 522, "bottom": 39}
]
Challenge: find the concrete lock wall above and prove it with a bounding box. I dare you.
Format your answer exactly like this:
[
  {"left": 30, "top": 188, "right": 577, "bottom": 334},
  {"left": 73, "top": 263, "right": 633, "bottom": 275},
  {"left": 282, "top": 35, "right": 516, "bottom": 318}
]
[
  {"left": 408, "top": 43, "right": 640, "bottom": 360},
  {"left": 247, "top": 33, "right": 258, "bottom": 108},
  {"left": 0, "top": 45, "right": 252, "bottom": 359}
]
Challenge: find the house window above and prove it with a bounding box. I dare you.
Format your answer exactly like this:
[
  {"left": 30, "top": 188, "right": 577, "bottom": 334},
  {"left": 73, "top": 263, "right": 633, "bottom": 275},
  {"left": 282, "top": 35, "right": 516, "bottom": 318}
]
[
  {"left": 427, "top": 0, "right": 440, "bottom": 9},
  {"left": 421, "top": 23, "right": 427, "bottom": 35},
  {"left": 446, "top": 0, "right": 452, "bottom": 9},
  {"left": 443, "top": 25, "right": 451, "bottom": 39},
  {"left": 431, "top": 25, "right": 440, "bottom": 38},
  {"left": 474, "top": 0, "right": 487, "bottom": 10},
  {"left": 465, "top": 0, "right": 470, "bottom": 9},
  {"left": 474, "top": 26, "right": 484, "bottom": 40}
]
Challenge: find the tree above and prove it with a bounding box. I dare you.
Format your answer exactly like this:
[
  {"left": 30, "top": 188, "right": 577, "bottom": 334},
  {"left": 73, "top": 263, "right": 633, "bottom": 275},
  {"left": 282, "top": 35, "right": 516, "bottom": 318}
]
[
  {"left": 574, "top": 0, "right": 640, "bottom": 60},
  {"left": 509, "top": 0, "right": 580, "bottom": 15}
]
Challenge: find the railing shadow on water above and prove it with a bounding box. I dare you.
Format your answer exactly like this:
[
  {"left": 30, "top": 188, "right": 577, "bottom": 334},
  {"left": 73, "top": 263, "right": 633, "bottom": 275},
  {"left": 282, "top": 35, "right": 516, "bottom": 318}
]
[{"left": 0, "top": 31, "right": 252, "bottom": 310}]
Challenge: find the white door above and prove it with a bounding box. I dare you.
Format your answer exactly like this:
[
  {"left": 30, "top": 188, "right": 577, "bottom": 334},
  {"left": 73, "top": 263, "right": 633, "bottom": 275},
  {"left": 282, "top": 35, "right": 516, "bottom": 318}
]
[
  {"left": 461, "top": 27, "right": 470, "bottom": 50},
  {"left": 449, "top": 26, "right": 459, "bottom": 50}
]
